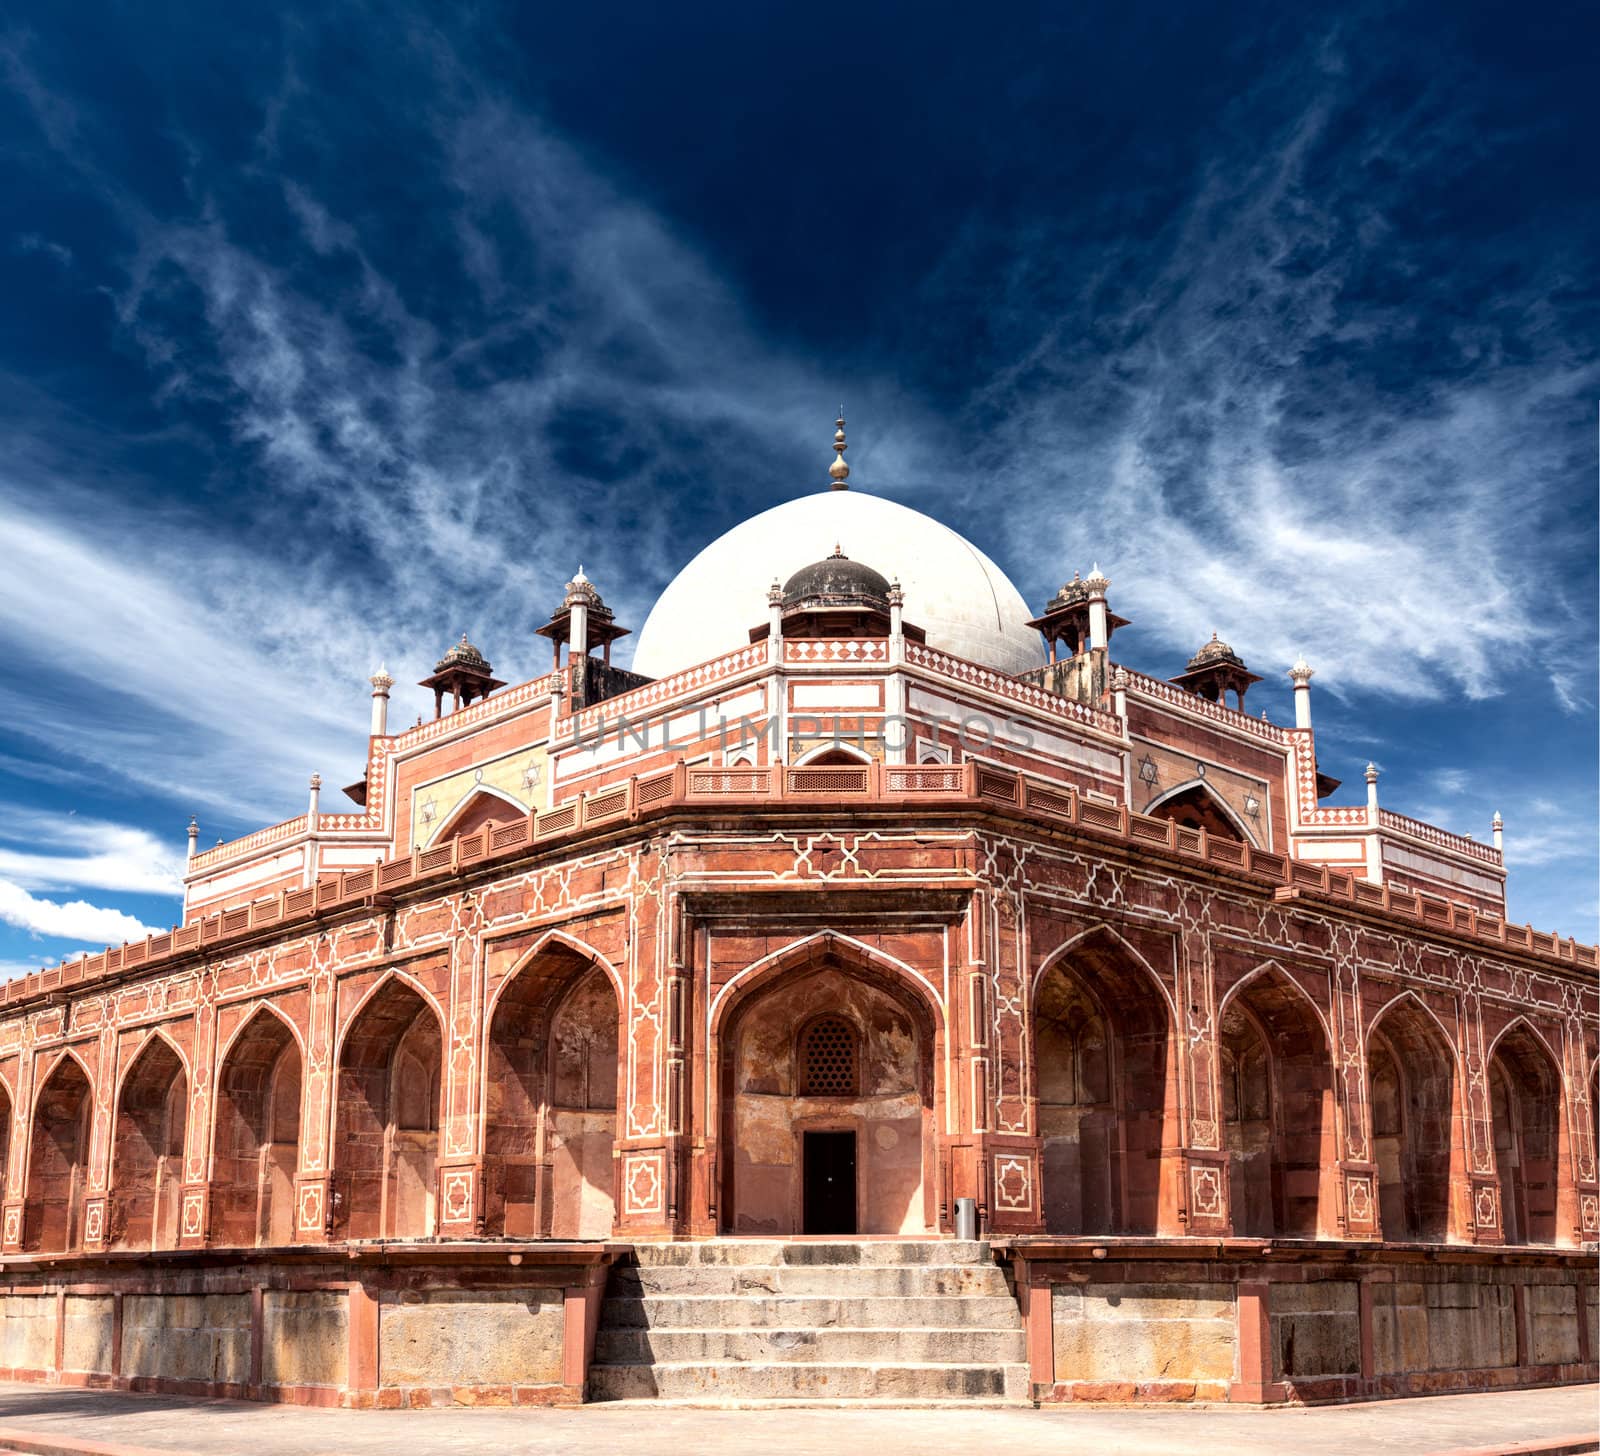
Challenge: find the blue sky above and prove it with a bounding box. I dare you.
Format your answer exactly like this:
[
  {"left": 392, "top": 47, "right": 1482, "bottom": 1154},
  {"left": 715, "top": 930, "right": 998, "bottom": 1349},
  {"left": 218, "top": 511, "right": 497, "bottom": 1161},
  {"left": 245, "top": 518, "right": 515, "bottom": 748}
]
[{"left": 0, "top": 0, "right": 1595, "bottom": 973}]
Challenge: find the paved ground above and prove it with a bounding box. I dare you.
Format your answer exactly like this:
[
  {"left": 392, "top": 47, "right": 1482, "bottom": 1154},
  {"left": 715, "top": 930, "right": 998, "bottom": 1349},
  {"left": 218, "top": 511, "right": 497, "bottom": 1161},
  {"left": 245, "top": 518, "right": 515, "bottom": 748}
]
[{"left": 0, "top": 1383, "right": 1594, "bottom": 1456}]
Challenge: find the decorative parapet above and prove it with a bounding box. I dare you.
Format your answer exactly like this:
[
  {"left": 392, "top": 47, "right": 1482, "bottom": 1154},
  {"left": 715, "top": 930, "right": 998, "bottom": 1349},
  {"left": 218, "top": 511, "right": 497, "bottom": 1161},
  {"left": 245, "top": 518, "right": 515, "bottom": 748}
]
[
  {"left": 784, "top": 639, "right": 888, "bottom": 664},
  {"left": 1380, "top": 807, "right": 1503, "bottom": 867},
  {"left": 1119, "top": 667, "right": 1289, "bottom": 745},
  {"left": 14, "top": 758, "right": 1591, "bottom": 1013},
  {"left": 905, "top": 642, "right": 1121, "bottom": 733},
  {"left": 188, "top": 814, "right": 311, "bottom": 871},
  {"left": 570, "top": 644, "right": 768, "bottom": 737}
]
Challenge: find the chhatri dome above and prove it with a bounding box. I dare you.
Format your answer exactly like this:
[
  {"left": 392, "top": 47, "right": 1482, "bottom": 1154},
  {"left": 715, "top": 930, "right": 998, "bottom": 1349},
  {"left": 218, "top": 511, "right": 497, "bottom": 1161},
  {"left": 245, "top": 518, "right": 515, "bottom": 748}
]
[{"left": 632, "top": 414, "right": 1044, "bottom": 678}]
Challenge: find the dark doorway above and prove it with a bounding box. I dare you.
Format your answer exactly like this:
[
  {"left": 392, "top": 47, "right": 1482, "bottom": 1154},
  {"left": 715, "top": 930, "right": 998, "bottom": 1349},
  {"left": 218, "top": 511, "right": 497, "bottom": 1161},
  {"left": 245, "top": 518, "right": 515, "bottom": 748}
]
[{"left": 802, "top": 1130, "right": 857, "bottom": 1234}]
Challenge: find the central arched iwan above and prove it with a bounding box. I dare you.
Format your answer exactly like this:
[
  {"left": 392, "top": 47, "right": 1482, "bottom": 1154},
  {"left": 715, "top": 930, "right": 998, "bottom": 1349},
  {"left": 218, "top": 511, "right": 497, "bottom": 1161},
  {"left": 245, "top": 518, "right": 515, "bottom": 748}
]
[
  {"left": 1034, "top": 929, "right": 1180, "bottom": 1236},
  {"left": 717, "top": 943, "right": 937, "bottom": 1237}
]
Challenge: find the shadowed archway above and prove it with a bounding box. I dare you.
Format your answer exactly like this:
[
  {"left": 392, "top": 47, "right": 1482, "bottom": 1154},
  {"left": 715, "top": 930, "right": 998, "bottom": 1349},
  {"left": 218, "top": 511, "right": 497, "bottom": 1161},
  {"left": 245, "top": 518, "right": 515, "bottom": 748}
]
[
  {"left": 484, "top": 939, "right": 621, "bottom": 1239},
  {"left": 25, "top": 1054, "right": 92, "bottom": 1253},
  {"left": 1035, "top": 930, "right": 1178, "bottom": 1236},
  {"left": 111, "top": 1037, "right": 187, "bottom": 1250},
  {"left": 716, "top": 940, "right": 938, "bottom": 1237},
  {"left": 211, "top": 1010, "right": 302, "bottom": 1246},
  {"left": 1489, "top": 1023, "right": 1563, "bottom": 1246},
  {"left": 333, "top": 978, "right": 442, "bottom": 1240},
  {"left": 1368, "top": 996, "right": 1459, "bottom": 1241},
  {"left": 1218, "top": 967, "right": 1334, "bottom": 1237},
  {"left": 1145, "top": 782, "right": 1251, "bottom": 843}
]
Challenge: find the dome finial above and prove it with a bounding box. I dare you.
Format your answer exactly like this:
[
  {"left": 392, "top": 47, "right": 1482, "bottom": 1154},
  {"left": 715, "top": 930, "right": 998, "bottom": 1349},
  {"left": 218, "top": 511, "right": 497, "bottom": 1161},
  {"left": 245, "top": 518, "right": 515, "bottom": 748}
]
[{"left": 829, "top": 409, "right": 850, "bottom": 489}]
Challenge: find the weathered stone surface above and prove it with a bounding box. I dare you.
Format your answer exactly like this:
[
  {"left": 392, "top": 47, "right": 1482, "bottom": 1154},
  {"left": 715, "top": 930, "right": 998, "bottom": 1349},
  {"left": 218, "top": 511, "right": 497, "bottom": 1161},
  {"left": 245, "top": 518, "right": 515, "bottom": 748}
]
[
  {"left": 1527, "top": 1283, "right": 1579, "bottom": 1366},
  {"left": 1271, "top": 1280, "right": 1360, "bottom": 1380},
  {"left": 1053, "top": 1283, "right": 1234, "bottom": 1384},
  {"left": 61, "top": 1295, "right": 114, "bottom": 1373},
  {"left": 1371, "top": 1278, "right": 1519, "bottom": 1374},
  {"left": 378, "top": 1288, "right": 563, "bottom": 1389},
  {"left": 0, "top": 1294, "right": 55, "bottom": 1370},
  {"left": 122, "top": 1293, "right": 250, "bottom": 1384},
  {"left": 263, "top": 1290, "right": 347, "bottom": 1389}
]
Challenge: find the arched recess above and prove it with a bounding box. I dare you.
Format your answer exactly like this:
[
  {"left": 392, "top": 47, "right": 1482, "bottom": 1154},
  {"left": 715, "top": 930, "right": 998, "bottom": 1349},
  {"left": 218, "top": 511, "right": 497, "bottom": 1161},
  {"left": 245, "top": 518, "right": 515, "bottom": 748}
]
[
  {"left": 484, "top": 937, "right": 621, "bottom": 1239},
  {"left": 333, "top": 976, "right": 442, "bottom": 1240},
  {"left": 1145, "top": 781, "right": 1255, "bottom": 845},
  {"left": 715, "top": 937, "right": 939, "bottom": 1236},
  {"left": 1589, "top": 1058, "right": 1599, "bottom": 1191},
  {"left": 1367, "top": 994, "right": 1460, "bottom": 1242},
  {"left": 111, "top": 1035, "right": 188, "bottom": 1250},
  {"left": 1217, "top": 965, "right": 1334, "bottom": 1238},
  {"left": 25, "top": 1052, "right": 93, "bottom": 1252},
  {"left": 428, "top": 787, "right": 526, "bottom": 847},
  {"left": 211, "top": 1008, "right": 303, "bottom": 1246},
  {"left": 0, "top": 1073, "right": 11, "bottom": 1204},
  {"left": 1034, "top": 928, "right": 1179, "bottom": 1236},
  {"left": 1488, "top": 1020, "right": 1566, "bottom": 1246}
]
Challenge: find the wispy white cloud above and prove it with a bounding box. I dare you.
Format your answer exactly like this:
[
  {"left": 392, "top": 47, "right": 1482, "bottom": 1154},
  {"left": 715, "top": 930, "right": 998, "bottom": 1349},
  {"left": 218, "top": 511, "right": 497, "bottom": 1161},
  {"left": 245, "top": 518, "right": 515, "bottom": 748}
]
[
  {"left": 0, "top": 880, "right": 160, "bottom": 945},
  {"left": 0, "top": 811, "right": 185, "bottom": 896},
  {"left": 955, "top": 53, "right": 1595, "bottom": 711}
]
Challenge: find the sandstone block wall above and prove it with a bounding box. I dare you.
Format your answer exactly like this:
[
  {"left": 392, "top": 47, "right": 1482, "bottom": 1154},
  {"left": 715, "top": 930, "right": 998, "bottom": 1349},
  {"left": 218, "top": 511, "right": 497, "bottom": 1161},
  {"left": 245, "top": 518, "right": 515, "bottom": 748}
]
[
  {"left": 262, "top": 1290, "right": 347, "bottom": 1390},
  {"left": 1052, "top": 1281, "right": 1235, "bottom": 1395},
  {"left": 1041, "top": 1258, "right": 1596, "bottom": 1404},
  {"left": 1272, "top": 1280, "right": 1360, "bottom": 1380},
  {"left": 61, "top": 1294, "right": 114, "bottom": 1373},
  {"left": 0, "top": 1294, "right": 55, "bottom": 1371},
  {"left": 377, "top": 1288, "right": 564, "bottom": 1396},
  {"left": 122, "top": 1294, "right": 251, "bottom": 1386}
]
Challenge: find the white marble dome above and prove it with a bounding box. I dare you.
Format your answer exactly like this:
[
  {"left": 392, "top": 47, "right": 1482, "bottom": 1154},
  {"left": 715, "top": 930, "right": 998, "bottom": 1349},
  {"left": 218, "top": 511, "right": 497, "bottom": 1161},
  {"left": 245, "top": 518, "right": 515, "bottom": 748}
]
[{"left": 631, "top": 490, "right": 1045, "bottom": 679}]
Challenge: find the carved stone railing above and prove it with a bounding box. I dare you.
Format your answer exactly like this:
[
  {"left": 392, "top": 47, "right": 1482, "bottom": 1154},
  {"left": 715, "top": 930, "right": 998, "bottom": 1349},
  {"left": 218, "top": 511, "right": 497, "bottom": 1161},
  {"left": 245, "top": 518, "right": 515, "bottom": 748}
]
[
  {"left": 1380, "top": 808, "right": 1503, "bottom": 866},
  {"left": 1120, "top": 668, "right": 1289, "bottom": 745},
  {"left": 188, "top": 814, "right": 311, "bottom": 871},
  {"left": 905, "top": 643, "right": 1120, "bottom": 733}
]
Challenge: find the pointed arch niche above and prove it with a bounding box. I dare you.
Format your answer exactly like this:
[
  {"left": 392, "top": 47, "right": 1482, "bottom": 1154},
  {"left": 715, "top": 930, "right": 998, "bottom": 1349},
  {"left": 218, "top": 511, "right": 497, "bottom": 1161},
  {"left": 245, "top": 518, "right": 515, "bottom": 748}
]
[
  {"left": 1145, "top": 781, "right": 1253, "bottom": 844},
  {"left": 1218, "top": 966, "right": 1335, "bottom": 1238},
  {"left": 484, "top": 939, "right": 621, "bottom": 1239},
  {"left": 111, "top": 1036, "right": 188, "bottom": 1250},
  {"left": 333, "top": 978, "right": 442, "bottom": 1240},
  {"left": 1488, "top": 1023, "right": 1566, "bottom": 1246},
  {"left": 1034, "top": 931, "right": 1179, "bottom": 1236},
  {"left": 25, "top": 1054, "right": 92, "bottom": 1253},
  {"left": 211, "top": 1010, "right": 303, "bottom": 1246},
  {"left": 429, "top": 787, "right": 526, "bottom": 847},
  {"left": 0, "top": 1076, "right": 10, "bottom": 1206},
  {"left": 1367, "top": 996, "right": 1460, "bottom": 1242}
]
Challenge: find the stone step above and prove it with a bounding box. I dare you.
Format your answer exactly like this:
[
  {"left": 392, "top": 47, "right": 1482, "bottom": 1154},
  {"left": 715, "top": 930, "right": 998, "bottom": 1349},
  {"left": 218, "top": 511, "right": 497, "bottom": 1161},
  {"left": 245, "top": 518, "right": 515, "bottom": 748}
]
[
  {"left": 610, "top": 1262, "right": 1010, "bottom": 1297},
  {"left": 600, "top": 1293, "right": 1025, "bottom": 1330},
  {"left": 595, "top": 1325, "right": 1028, "bottom": 1365},
  {"left": 628, "top": 1239, "right": 990, "bottom": 1268},
  {"left": 587, "top": 1359, "right": 1032, "bottom": 1403}
]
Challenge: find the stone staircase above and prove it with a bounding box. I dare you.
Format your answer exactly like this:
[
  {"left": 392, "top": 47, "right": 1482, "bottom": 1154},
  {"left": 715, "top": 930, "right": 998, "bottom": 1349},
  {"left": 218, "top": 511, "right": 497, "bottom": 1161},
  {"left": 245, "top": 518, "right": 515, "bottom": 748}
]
[{"left": 587, "top": 1239, "right": 1031, "bottom": 1406}]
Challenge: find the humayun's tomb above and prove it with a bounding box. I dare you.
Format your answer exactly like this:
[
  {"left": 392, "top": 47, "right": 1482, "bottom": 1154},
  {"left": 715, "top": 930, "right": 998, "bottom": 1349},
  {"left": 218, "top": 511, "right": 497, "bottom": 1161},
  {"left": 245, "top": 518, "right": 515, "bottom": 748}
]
[{"left": 0, "top": 419, "right": 1593, "bottom": 1409}]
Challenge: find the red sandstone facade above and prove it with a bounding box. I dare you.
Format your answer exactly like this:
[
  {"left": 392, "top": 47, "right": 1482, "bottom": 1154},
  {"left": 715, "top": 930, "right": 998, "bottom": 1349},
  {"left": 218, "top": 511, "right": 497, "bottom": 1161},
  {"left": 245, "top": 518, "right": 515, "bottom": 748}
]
[{"left": 0, "top": 488, "right": 1593, "bottom": 1408}]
